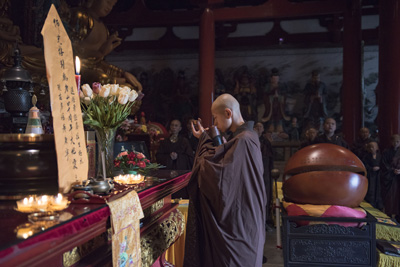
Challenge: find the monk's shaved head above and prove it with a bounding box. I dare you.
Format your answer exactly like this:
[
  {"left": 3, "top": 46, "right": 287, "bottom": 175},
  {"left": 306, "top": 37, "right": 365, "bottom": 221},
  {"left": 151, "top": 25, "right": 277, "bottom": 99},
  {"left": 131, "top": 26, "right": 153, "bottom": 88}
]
[
  {"left": 211, "top": 94, "right": 244, "bottom": 133},
  {"left": 212, "top": 94, "right": 241, "bottom": 116}
]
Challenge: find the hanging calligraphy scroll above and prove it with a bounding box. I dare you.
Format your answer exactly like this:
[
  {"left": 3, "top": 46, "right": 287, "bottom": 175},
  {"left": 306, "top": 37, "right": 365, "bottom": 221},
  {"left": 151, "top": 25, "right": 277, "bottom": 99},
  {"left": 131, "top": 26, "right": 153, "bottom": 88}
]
[{"left": 41, "top": 5, "right": 88, "bottom": 193}]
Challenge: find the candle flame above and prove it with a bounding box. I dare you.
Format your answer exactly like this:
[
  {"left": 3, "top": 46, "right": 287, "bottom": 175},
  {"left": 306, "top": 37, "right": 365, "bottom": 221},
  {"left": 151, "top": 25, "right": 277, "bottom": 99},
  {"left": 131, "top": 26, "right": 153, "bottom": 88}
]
[
  {"left": 75, "top": 56, "right": 81, "bottom": 75},
  {"left": 23, "top": 198, "right": 28, "bottom": 205}
]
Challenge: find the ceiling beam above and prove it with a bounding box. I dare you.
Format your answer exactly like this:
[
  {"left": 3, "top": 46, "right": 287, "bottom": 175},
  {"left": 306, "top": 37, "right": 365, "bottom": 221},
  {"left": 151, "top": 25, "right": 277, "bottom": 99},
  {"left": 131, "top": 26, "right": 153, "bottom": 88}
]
[
  {"left": 105, "top": 0, "right": 202, "bottom": 27},
  {"left": 213, "top": 0, "right": 347, "bottom": 22},
  {"left": 106, "top": 0, "right": 348, "bottom": 27}
]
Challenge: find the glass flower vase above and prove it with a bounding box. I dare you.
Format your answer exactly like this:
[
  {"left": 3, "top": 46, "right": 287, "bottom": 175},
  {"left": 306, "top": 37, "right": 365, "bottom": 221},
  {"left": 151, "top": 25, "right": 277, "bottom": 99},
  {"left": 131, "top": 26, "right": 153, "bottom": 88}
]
[{"left": 94, "top": 127, "right": 117, "bottom": 179}]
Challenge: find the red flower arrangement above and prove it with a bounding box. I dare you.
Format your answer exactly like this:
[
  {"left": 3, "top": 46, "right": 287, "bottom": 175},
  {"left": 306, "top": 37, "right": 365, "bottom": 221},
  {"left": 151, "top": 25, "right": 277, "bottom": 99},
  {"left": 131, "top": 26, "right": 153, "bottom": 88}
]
[{"left": 114, "top": 150, "right": 162, "bottom": 174}]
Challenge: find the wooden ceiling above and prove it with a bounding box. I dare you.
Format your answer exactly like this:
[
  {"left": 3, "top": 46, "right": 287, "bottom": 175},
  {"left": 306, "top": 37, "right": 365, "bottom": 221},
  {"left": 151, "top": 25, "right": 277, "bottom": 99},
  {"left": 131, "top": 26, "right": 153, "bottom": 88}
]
[{"left": 101, "top": 0, "right": 379, "bottom": 50}]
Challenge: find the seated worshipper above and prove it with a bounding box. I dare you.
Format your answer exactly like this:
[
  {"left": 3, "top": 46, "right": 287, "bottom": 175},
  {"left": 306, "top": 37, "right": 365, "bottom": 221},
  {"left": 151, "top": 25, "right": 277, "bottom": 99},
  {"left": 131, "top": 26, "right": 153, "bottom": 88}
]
[
  {"left": 381, "top": 134, "right": 400, "bottom": 220},
  {"left": 156, "top": 119, "right": 194, "bottom": 170},
  {"left": 184, "top": 94, "right": 266, "bottom": 267},
  {"left": 299, "top": 127, "right": 318, "bottom": 149},
  {"left": 254, "top": 122, "right": 274, "bottom": 226},
  {"left": 352, "top": 127, "right": 373, "bottom": 159},
  {"left": 362, "top": 142, "right": 383, "bottom": 209},
  {"left": 314, "top": 118, "right": 348, "bottom": 148}
]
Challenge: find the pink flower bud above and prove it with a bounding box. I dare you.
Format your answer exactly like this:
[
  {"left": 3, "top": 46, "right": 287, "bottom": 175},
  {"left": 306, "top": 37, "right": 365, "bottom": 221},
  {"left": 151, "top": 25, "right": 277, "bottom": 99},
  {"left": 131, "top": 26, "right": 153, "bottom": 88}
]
[{"left": 92, "top": 82, "right": 101, "bottom": 94}]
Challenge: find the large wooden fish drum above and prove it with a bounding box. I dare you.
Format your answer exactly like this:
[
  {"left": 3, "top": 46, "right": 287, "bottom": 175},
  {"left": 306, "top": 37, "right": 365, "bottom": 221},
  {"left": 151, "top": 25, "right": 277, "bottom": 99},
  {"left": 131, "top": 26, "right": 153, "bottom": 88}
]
[
  {"left": 283, "top": 143, "right": 368, "bottom": 208},
  {"left": 0, "top": 134, "right": 58, "bottom": 199}
]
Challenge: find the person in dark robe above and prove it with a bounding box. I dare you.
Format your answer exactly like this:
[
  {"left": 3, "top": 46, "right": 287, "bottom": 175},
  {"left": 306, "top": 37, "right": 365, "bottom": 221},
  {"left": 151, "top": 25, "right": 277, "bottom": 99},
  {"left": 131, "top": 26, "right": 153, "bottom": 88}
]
[
  {"left": 314, "top": 117, "right": 348, "bottom": 148},
  {"left": 299, "top": 127, "right": 318, "bottom": 149},
  {"left": 380, "top": 134, "right": 400, "bottom": 219},
  {"left": 184, "top": 94, "right": 266, "bottom": 267},
  {"left": 352, "top": 127, "right": 373, "bottom": 159},
  {"left": 254, "top": 122, "right": 274, "bottom": 227},
  {"left": 362, "top": 141, "right": 383, "bottom": 210},
  {"left": 156, "top": 119, "right": 194, "bottom": 170},
  {"left": 184, "top": 117, "right": 199, "bottom": 155}
]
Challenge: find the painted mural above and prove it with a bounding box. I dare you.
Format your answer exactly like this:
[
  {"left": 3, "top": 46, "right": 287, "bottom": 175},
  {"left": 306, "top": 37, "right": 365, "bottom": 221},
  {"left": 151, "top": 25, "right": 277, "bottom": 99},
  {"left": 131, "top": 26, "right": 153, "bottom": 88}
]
[{"left": 108, "top": 46, "right": 379, "bottom": 141}]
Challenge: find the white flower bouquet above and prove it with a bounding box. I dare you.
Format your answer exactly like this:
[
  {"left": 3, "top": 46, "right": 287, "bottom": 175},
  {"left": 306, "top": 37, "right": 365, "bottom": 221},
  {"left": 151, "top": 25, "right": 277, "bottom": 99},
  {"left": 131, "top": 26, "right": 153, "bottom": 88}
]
[
  {"left": 79, "top": 82, "right": 139, "bottom": 178},
  {"left": 80, "top": 82, "right": 138, "bottom": 128}
]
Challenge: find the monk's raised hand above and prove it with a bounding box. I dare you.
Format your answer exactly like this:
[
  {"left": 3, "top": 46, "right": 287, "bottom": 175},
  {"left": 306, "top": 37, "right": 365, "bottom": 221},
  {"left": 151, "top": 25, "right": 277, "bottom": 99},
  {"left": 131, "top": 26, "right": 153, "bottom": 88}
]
[{"left": 191, "top": 118, "right": 205, "bottom": 139}]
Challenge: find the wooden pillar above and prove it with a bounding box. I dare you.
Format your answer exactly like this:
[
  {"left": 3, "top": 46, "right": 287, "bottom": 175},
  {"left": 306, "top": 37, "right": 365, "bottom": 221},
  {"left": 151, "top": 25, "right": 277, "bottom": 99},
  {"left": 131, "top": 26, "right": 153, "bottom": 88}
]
[
  {"left": 378, "top": 0, "right": 400, "bottom": 149},
  {"left": 198, "top": 8, "right": 215, "bottom": 127},
  {"left": 342, "top": 0, "right": 362, "bottom": 146}
]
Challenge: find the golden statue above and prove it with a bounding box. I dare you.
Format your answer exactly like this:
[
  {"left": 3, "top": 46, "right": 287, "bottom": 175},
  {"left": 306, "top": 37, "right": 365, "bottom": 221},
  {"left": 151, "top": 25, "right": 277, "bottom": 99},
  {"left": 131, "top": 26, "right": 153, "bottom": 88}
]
[
  {"left": 0, "top": 0, "right": 142, "bottom": 113},
  {"left": 67, "top": 0, "right": 142, "bottom": 90}
]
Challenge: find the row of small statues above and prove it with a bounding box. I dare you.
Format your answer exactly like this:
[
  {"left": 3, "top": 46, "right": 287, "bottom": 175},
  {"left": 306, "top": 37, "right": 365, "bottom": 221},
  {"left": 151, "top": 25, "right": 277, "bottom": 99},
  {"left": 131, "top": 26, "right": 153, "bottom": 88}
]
[{"left": 232, "top": 68, "right": 327, "bottom": 134}]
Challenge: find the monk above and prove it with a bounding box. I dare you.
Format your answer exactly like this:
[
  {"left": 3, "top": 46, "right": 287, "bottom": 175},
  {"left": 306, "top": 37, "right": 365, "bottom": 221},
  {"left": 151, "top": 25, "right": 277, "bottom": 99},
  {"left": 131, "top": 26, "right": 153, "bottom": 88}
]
[
  {"left": 314, "top": 117, "right": 348, "bottom": 148},
  {"left": 352, "top": 127, "right": 373, "bottom": 159},
  {"left": 156, "top": 119, "right": 193, "bottom": 170},
  {"left": 381, "top": 134, "right": 400, "bottom": 219},
  {"left": 299, "top": 127, "right": 318, "bottom": 149},
  {"left": 184, "top": 94, "right": 266, "bottom": 267}
]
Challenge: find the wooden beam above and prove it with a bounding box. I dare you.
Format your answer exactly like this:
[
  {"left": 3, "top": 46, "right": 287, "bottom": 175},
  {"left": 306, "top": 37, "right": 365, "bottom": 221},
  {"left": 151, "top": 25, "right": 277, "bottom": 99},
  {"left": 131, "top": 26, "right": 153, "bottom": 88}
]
[
  {"left": 106, "top": 0, "right": 348, "bottom": 27},
  {"left": 116, "top": 28, "right": 379, "bottom": 51},
  {"left": 213, "top": 0, "right": 347, "bottom": 22},
  {"left": 104, "top": 0, "right": 202, "bottom": 27}
]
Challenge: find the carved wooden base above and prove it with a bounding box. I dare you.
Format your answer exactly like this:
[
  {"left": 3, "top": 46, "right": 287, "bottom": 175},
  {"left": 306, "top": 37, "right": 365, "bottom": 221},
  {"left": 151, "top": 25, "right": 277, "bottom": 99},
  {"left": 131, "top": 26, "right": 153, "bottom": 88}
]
[
  {"left": 141, "top": 209, "right": 184, "bottom": 267},
  {"left": 282, "top": 209, "right": 376, "bottom": 266}
]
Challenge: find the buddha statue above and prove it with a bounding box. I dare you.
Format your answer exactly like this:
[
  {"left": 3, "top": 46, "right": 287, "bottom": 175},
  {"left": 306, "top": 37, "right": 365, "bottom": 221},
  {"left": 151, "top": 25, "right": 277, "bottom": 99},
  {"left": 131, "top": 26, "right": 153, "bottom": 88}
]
[
  {"left": 67, "top": 0, "right": 142, "bottom": 91},
  {"left": 0, "top": 0, "right": 142, "bottom": 114}
]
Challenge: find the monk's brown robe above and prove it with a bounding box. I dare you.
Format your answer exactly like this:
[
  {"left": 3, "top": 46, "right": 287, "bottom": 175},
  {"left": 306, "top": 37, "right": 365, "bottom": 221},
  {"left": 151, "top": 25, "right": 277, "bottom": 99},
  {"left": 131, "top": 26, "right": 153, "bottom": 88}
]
[{"left": 184, "top": 122, "right": 266, "bottom": 267}]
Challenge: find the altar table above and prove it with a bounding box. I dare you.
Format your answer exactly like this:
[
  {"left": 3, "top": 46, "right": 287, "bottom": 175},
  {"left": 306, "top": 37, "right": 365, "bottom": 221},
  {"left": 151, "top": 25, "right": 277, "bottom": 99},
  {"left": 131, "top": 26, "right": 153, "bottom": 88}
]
[{"left": 0, "top": 170, "right": 191, "bottom": 267}]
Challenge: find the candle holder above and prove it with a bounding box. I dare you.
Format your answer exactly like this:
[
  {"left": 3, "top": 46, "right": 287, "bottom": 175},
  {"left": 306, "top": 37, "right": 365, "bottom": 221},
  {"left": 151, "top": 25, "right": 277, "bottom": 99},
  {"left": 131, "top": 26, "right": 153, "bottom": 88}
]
[
  {"left": 15, "top": 194, "right": 70, "bottom": 213},
  {"left": 114, "top": 173, "right": 145, "bottom": 185},
  {"left": 49, "top": 193, "right": 70, "bottom": 211}
]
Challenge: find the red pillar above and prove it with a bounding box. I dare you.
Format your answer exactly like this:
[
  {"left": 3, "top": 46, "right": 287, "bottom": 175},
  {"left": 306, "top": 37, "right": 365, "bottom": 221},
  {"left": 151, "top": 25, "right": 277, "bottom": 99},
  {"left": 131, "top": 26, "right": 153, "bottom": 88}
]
[
  {"left": 198, "top": 8, "right": 215, "bottom": 127},
  {"left": 342, "top": 0, "right": 362, "bottom": 146},
  {"left": 377, "top": 0, "right": 400, "bottom": 149}
]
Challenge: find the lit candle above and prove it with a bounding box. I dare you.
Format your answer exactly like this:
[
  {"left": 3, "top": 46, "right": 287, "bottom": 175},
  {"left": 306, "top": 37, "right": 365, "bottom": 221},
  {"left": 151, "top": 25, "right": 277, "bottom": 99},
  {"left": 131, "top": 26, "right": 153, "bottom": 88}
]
[
  {"left": 16, "top": 198, "right": 33, "bottom": 213},
  {"left": 36, "top": 195, "right": 49, "bottom": 211},
  {"left": 75, "top": 56, "right": 81, "bottom": 92},
  {"left": 114, "top": 174, "right": 144, "bottom": 184},
  {"left": 50, "top": 193, "right": 69, "bottom": 211}
]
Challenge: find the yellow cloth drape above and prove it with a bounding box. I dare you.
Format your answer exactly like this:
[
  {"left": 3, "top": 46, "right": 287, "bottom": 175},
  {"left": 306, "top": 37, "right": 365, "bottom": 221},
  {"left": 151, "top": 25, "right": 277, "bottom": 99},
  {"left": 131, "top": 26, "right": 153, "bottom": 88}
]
[
  {"left": 377, "top": 250, "right": 400, "bottom": 267},
  {"left": 360, "top": 202, "right": 400, "bottom": 242},
  {"left": 165, "top": 200, "right": 189, "bottom": 267}
]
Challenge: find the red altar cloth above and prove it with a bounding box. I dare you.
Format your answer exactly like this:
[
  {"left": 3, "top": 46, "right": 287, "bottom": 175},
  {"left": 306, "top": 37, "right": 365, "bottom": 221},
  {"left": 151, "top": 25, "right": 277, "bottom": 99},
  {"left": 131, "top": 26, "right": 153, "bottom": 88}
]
[{"left": 0, "top": 170, "right": 191, "bottom": 266}]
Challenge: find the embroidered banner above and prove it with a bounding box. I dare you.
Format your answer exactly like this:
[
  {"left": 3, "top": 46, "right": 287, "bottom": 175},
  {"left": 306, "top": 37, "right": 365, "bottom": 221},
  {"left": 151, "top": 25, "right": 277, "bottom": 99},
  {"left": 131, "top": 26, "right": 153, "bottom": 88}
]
[{"left": 107, "top": 191, "right": 144, "bottom": 266}]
